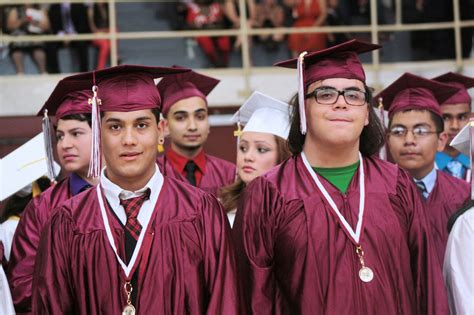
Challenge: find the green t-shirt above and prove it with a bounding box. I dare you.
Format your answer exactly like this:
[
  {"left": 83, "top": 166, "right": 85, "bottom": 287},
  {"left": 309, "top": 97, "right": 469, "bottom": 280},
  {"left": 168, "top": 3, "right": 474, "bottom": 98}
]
[{"left": 312, "top": 161, "right": 360, "bottom": 194}]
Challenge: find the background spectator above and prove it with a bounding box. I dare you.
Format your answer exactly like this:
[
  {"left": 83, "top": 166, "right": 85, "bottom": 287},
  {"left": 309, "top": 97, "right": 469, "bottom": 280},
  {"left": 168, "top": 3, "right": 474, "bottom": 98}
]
[
  {"left": 254, "top": 0, "right": 285, "bottom": 52},
  {"left": 4, "top": 4, "right": 49, "bottom": 74},
  {"left": 286, "top": 0, "right": 327, "bottom": 57},
  {"left": 186, "top": 0, "right": 231, "bottom": 67},
  {"left": 87, "top": 2, "right": 113, "bottom": 70},
  {"left": 46, "top": 2, "right": 91, "bottom": 73}
]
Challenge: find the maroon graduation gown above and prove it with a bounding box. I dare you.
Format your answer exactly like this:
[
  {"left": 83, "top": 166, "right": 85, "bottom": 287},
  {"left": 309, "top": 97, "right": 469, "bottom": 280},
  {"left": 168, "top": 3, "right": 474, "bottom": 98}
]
[
  {"left": 233, "top": 154, "right": 449, "bottom": 314},
  {"left": 7, "top": 177, "right": 72, "bottom": 314},
  {"left": 31, "top": 177, "right": 240, "bottom": 314},
  {"left": 157, "top": 153, "right": 235, "bottom": 196},
  {"left": 424, "top": 170, "right": 469, "bottom": 265}
]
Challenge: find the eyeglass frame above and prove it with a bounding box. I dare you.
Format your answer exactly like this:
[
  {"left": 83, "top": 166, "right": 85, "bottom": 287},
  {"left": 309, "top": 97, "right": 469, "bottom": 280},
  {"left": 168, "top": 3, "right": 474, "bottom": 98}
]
[
  {"left": 388, "top": 125, "right": 442, "bottom": 138},
  {"left": 304, "top": 87, "right": 370, "bottom": 106}
]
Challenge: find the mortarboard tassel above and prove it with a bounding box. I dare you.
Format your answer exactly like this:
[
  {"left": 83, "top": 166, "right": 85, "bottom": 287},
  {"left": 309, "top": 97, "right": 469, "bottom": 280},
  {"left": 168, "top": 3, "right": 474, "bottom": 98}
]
[
  {"left": 41, "top": 109, "right": 56, "bottom": 182},
  {"left": 297, "top": 51, "right": 308, "bottom": 135},
  {"left": 376, "top": 97, "right": 387, "bottom": 161},
  {"left": 88, "top": 84, "right": 102, "bottom": 178}
]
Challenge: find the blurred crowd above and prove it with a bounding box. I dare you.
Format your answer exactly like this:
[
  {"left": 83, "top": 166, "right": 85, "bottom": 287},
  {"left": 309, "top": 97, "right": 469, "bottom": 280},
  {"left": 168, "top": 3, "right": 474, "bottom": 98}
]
[{"left": 0, "top": 0, "right": 472, "bottom": 73}]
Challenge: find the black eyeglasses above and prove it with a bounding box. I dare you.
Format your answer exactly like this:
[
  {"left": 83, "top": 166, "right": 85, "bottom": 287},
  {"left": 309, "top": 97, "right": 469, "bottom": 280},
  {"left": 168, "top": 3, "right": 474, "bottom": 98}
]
[
  {"left": 305, "top": 87, "right": 368, "bottom": 106},
  {"left": 389, "top": 126, "right": 439, "bottom": 138}
]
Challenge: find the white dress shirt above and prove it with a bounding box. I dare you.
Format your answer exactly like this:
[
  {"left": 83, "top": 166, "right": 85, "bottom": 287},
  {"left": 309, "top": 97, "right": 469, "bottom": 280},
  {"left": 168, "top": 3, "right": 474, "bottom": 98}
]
[
  {"left": 444, "top": 207, "right": 474, "bottom": 315},
  {"left": 415, "top": 167, "right": 437, "bottom": 199},
  {"left": 100, "top": 164, "right": 163, "bottom": 226}
]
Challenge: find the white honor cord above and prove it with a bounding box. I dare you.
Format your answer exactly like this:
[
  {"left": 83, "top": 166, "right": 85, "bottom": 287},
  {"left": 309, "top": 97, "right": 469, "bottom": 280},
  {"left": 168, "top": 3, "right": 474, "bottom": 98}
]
[
  {"left": 97, "top": 183, "right": 160, "bottom": 278},
  {"left": 301, "top": 152, "right": 365, "bottom": 243}
]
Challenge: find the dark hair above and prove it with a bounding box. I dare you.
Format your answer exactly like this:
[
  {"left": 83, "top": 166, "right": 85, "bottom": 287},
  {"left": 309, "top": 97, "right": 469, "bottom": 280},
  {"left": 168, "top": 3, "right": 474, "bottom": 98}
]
[
  {"left": 448, "top": 199, "right": 474, "bottom": 233},
  {"left": 219, "top": 135, "right": 291, "bottom": 212},
  {"left": 287, "top": 86, "right": 386, "bottom": 157},
  {"left": 387, "top": 109, "right": 444, "bottom": 133},
  {"left": 59, "top": 113, "right": 92, "bottom": 128}
]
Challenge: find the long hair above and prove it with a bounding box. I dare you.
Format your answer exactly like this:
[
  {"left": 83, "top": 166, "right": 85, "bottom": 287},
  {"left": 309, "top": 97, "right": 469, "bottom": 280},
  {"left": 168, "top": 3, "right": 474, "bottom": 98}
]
[
  {"left": 220, "top": 135, "right": 291, "bottom": 213},
  {"left": 287, "top": 86, "right": 386, "bottom": 157}
]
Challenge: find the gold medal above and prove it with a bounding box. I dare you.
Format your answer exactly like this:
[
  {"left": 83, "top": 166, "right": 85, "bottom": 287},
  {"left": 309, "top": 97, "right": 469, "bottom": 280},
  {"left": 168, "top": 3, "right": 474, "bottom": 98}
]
[
  {"left": 359, "top": 266, "right": 374, "bottom": 283},
  {"left": 122, "top": 304, "right": 136, "bottom": 315}
]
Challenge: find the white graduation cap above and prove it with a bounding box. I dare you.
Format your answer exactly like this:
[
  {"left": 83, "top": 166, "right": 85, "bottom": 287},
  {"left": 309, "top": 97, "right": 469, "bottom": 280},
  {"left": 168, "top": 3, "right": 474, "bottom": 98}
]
[
  {"left": 450, "top": 120, "right": 474, "bottom": 199},
  {"left": 231, "top": 91, "right": 291, "bottom": 140},
  {"left": 0, "top": 132, "right": 60, "bottom": 201},
  {"left": 450, "top": 121, "right": 473, "bottom": 157}
]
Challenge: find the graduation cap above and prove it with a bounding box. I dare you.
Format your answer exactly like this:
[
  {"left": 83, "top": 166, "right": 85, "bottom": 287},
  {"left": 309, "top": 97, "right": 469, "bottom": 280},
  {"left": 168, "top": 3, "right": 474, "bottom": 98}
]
[
  {"left": 231, "top": 91, "right": 291, "bottom": 140},
  {"left": 274, "top": 39, "right": 381, "bottom": 134},
  {"left": 374, "top": 72, "right": 460, "bottom": 119},
  {"left": 156, "top": 65, "right": 220, "bottom": 116},
  {"left": 0, "top": 132, "right": 60, "bottom": 201},
  {"left": 450, "top": 119, "right": 474, "bottom": 198},
  {"left": 48, "top": 65, "right": 190, "bottom": 178},
  {"left": 432, "top": 72, "right": 474, "bottom": 106}
]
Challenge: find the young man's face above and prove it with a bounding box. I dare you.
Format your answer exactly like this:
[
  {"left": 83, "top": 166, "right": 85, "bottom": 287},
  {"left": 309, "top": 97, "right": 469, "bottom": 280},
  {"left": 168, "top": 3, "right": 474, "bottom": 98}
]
[
  {"left": 305, "top": 78, "right": 369, "bottom": 148},
  {"left": 56, "top": 119, "right": 92, "bottom": 178},
  {"left": 101, "top": 109, "right": 164, "bottom": 189},
  {"left": 164, "top": 96, "right": 210, "bottom": 154},
  {"left": 441, "top": 103, "right": 470, "bottom": 144},
  {"left": 387, "top": 110, "right": 448, "bottom": 179}
]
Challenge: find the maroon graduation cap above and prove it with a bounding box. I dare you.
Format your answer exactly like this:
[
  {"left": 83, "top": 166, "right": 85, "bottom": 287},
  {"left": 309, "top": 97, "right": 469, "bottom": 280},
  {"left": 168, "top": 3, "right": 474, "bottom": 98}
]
[
  {"left": 156, "top": 65, "right": 220, "bottom": 116},
  {"left": 39, "top": 65, "right": 190, "bottom": 178},
  {"left": 432, "top": 72, "right": 474, "bottom": 107},
  {"left": 375, "top": 72, "right": 460, "bottom": 118},
  {"left": 274, "top": 39, "right": 381, "bottom": 134}
]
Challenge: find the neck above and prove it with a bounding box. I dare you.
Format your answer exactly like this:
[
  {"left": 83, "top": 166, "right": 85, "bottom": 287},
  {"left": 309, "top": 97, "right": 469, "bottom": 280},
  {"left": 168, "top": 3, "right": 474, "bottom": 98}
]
[
  {"left": 304, "top": 139, "right": 360, "bottom": 167},
  {"left": 106, "top": 166, "right": 155, "bottom": 192},
  {"left": 444, "top": 145, "right": 461, "bottom": 158},
  {"left": 410, "top": 165, "right": 434, "bottom": 181},
  {"left": 171, "top": 143, "right": 203, "bottom": 159}
]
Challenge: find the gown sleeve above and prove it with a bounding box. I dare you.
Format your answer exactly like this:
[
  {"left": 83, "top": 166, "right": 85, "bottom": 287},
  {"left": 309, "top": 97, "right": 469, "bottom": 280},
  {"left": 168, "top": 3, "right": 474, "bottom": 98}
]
[
  {"left": 443, "top": 209, "right": 474, "bottom": 315},
  {"left": 232, "top": 176, "right": 304, "bottom": 314},
  {"left": 31, "top": 207, "right": 76, "bottom": 315},
  {"left": 199, "top": 193, "right": 241, "bottom": 314},
  {"left": 7, "top": 197, "right": 47, "bottom": 314},
  {"left": 393, "top": 169, "right": 449, "bottom": 315}
]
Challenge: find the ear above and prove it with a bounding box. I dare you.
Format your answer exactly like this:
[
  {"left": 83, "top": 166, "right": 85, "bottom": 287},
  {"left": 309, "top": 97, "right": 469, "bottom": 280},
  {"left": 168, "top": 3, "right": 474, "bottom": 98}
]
[
  {"left": 364, "top": 107, "right": 370, "bottom": 126},
  {"left": 162, "top": 118, "right": 170, "bottom": 137},
  {"left": 437, "top": 131, "right": 449, "bottom": 152}
]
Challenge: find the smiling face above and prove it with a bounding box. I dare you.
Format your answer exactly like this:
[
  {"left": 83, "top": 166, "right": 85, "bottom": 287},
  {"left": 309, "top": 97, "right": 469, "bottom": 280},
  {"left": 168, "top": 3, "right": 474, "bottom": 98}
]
[
  {"left": 164, "top": 96, "right": 210, "bottom": 157},
  {"left": 236, "top": 132, "right": 279, "bottom": 184},
  {"left": 387, "top": 109, "right": 448, "bottom": 179},
  {"left": 304, "top": 78, "right": 369, "bottom": 151},
  {"left": 56, "top": 118, "right": 92, "bottom": 178},
  {"left": 101, "top": 109, "right": 164, "bottom": 191}
]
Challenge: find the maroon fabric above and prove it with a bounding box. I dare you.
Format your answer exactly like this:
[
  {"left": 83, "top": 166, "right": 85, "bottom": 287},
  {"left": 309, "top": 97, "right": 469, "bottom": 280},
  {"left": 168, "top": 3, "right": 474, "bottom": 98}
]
[
  {"left": 424, "top": 171, "right": 469, "bottom": 265},
  {"left": 233, "top": 155, "right": 449, "bottom": 314},
  {"left": 156, "top": 66, "right": 220, "bottom": 116},
  {"left": 119, "top": 189, "right": 151, "bottom": 241},
  {"left": 157, "top": 153, "right": 235, "bottom": 197},
  {"left": 274, "top": 39, "right": 381, "bottom": 87},
  {"left": 376, "top": 72, "right": 459, "bottom": 118},
  {"left": 38, "top": 88, "right": 93, "bottom": 119},
  {"left": 7, "top": 177, "right": 76, "bottom": 314},
  {"left": 432, "top": 72, "right": 474, "bottom": 106},
  {"left": 31, "top": 177, "right": 240, "bottom": 314}
]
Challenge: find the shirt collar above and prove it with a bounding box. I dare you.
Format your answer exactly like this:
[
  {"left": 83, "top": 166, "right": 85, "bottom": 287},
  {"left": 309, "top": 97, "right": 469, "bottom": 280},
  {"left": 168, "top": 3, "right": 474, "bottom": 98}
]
[
  {"left": 166, "top": 147, "right": 207, "bottom": 174},
  {"left": 100, "top": 164, "right": 163, "bottom": 211},
  {"left": 436, "top": 151, "right": 470, "bottom": 170},
  {"left": 69, "top": 172, "right": 92, "bottom": 196},
  {"left": 417, "top": 167, "right": 437, "bottom": 195}
]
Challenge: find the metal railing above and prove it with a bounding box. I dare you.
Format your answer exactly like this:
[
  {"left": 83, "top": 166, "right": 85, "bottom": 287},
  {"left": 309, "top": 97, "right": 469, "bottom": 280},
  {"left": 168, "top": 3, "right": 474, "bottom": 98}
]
[{"left": 1, "top": 0, "right": 473, "bottom": 94}]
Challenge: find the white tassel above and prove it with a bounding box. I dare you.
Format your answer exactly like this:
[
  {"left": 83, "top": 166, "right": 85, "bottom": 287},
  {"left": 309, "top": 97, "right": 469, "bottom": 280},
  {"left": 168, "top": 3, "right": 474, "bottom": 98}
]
[
  {"left": 297, "top": 51, "right": 308, "bottom": 135},
  {"left": 42, "top": 109, "right": 56, "bottom": 181},
  {"left": 376, "top": 97, "right": 387, "bottom": 161},
  {"left": 88, "top": 85, "right": 101, "bottom": 178},
  {"left": 469, "top": 120, "right": 474, "bottom": 199}
]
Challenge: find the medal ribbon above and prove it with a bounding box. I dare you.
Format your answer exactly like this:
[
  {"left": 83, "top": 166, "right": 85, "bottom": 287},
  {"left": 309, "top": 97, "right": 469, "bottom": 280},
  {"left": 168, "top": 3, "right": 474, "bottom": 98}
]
[{"left": 301, "top": 151, "right": 366, "bottom": 245}]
